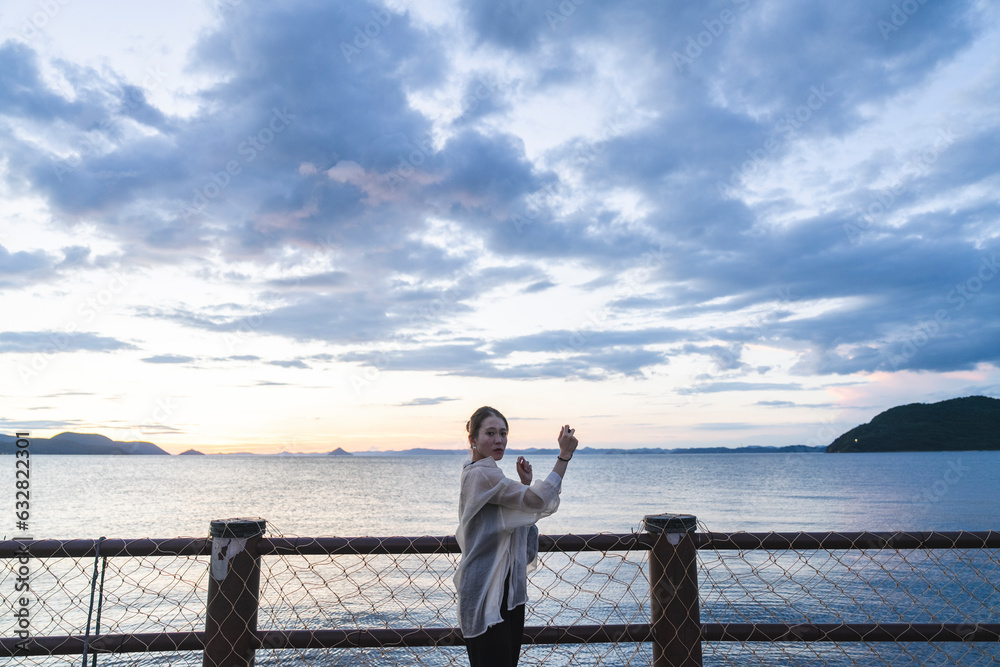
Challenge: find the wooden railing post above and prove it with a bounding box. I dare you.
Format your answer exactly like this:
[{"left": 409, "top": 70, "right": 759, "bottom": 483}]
[
  {"left": 645, "top": 513, "right": 702, "bottom": 667},
  {"left": 203, "top": 519, "right": 266, "bottom": 667}
]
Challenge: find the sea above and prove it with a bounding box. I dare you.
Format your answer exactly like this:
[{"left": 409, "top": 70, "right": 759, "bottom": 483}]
[
  {"left": 3, "top": 451, "right": 999, "bottom": 666},
  {"left": 11, "top": 450, "right": 999, "bottom": 538}
]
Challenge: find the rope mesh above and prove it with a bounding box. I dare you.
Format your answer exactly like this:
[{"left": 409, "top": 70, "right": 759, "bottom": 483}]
[
  {"left": 253, "top": 534, "right": 652, "bottom": 665},
  {"left": 2, "top": 524, "right": 999, "bottom": 665},
  {"left": 2, "top": 544, "right": 208, "bottom": 664},
  {"left": 698, "top": 531, "right": 1000, "bottom": 665}
]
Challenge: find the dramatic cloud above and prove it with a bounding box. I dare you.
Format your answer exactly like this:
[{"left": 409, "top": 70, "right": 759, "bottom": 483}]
[{"left": 1, "top": 0, "right": 997, "bottom": 450}]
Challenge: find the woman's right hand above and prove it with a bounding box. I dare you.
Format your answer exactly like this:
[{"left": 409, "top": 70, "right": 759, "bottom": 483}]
[{"left": 557, "top": 424, "right": 578, "bottom": 458}]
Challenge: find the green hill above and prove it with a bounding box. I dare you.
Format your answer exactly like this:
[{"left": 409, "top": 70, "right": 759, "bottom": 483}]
[
  {"left": 827, "top": 395, "right": 1000, "bottom": 453},
  {"left": 0, "top": 432, "right": 170, "bottom": 455}
]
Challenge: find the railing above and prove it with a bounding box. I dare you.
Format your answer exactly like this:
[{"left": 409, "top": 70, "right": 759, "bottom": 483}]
[{"left": 2, "top": 515, "right": 999, "bottom": 666}]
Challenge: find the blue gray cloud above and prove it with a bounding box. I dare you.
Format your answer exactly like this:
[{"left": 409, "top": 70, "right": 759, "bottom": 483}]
[
  {"left": 142, "top": 354, "right": 196, "bottom": 364},
  {"left": 0, "top": 332, "right": 135, "bottom": 354},
  {"left": 0, "top": 0, "right": 997, "bottom": 383},
  {"left": 398, "top": 396, "right": 458, "bottom": 407}
]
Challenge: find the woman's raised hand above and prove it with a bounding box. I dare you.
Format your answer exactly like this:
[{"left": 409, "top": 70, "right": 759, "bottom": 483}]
[
  {"left": 516, "top": 456, "right": 533, "bottom": 485},
  {"left": 557, "top": 425, "right": 578, "bottom": 458}
]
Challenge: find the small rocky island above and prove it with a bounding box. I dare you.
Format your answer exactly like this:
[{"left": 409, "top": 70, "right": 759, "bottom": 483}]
[{"left": 827, "top": 395, "right": 999, "bottom": 453}]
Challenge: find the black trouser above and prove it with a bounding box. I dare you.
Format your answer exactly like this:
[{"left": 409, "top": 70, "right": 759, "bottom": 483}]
[{"left": 465, "top": 574, "right": 525, "bottom": 667}]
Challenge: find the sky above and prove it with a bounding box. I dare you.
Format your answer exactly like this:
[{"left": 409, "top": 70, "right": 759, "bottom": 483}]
[{"left": 0, "top": 0, "right": 998, "bottom": 454}]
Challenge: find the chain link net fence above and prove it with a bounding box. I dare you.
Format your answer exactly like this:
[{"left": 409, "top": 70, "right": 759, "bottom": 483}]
[
  {"left": 699, "top": 531, "right": 1000, "bottom": 665},
  {"left": 2, "top": 524, "right": 999, "bottom": 665},
  {"left": 252, "top": 536, "right": 651, "bottom": 666},
  {"left": 1, "top": 539, "right": 209, "bottom": 664}
]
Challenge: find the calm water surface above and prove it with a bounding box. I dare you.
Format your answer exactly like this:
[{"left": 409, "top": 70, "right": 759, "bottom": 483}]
[
  {"left": 11, "top": 451, "right": 998, "bottom": 539},
  {"left": 3, "top": 451, "right": 998, "bottom": 666}
]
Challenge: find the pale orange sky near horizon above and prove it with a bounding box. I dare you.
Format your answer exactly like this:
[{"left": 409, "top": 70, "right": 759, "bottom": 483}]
[{"left": 10, "top": 374, "right": 996, "bottom": 455}]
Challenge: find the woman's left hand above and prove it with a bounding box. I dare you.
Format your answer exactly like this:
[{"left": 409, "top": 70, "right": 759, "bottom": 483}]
[{"left": 516, "top": 456, "right": 533, "bottom": 485}]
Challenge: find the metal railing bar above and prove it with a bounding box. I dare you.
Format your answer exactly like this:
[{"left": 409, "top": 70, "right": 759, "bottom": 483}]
[
  {"left": 4, "top": 530, "right": 999, "bottom": 559},
  {"left": 6, "top": 622, "right": 999, "bottom": 657}
]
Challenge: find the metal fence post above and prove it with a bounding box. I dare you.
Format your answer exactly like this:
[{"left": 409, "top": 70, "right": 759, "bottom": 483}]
[
  {"left": 203, "top": 519, "right": 266, "bottom": 667},
  {"left": 645, "top": 513, "right": 702, "bottom": 667}
]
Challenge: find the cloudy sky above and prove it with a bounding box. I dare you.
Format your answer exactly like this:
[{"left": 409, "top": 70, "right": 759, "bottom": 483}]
[{"left": 1, "top": 0, "right": 997, "bottom": 453}]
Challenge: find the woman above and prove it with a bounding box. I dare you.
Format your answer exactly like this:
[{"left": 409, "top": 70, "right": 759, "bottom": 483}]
[{"left": 454, "top": 406, "right": 579, "bottom": 666}]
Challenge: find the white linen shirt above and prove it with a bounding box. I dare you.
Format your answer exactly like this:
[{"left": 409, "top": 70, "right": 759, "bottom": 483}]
[{"left": 454, "top": 457, "right": 562, "bottom": 638}]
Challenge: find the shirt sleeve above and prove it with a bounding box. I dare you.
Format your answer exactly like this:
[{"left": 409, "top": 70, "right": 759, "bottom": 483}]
[{"left": 463, "top": 464, "right": 561, "bottom": 530}]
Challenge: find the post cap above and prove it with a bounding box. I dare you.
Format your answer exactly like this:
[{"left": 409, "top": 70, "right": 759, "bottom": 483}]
[
  {"left": 643, "top": 513, "right": 697, "bottom": 534},
  {"left": 210, "top": 518, "right": 267, "bottom": 538}
]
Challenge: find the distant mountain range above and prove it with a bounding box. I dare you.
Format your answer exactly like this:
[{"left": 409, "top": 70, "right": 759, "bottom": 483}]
[
  {"left": 827, "top": 395, "right": 999, "bottom": 453},
  {"left": 0, "top": 432, "right": 169, "bottom": 455},
  {"left": 4, "top": 396, "right": 995, "bottom": 455},
  {"left": 0, "top": 432, "right": 824, "bottom": 456},
  {"left": 353, "top": 444, "right": 827, "bottom": 456},
  {"left": 0, "top": 434, "right": 358, "bottom": 456}
]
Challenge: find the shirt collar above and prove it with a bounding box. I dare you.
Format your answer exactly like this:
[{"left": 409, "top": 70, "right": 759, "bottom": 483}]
[{"left": 464, "top": 456, "right": 498, "bottom": 469}]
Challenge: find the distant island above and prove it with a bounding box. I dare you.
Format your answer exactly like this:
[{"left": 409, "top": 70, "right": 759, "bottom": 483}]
[
  {"left": 0, "top": 432, "right": 169, "bottom": 455},
  {"left": 6, "top": 396, "right": 994, "bottom": 456},
  {"left": 827, "top": 395, "right": 1000, "bottom": 453},
  {"left": 339, "top": 444, "right": 827, "bottom": 456},
  {"left": 0, "top": 433, "right": 824, "bottom": 456}
]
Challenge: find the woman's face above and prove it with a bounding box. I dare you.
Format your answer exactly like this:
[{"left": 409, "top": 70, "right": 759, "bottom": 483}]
[{"left": 470, "top": 415, "right": 508, "bottom": 462}]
